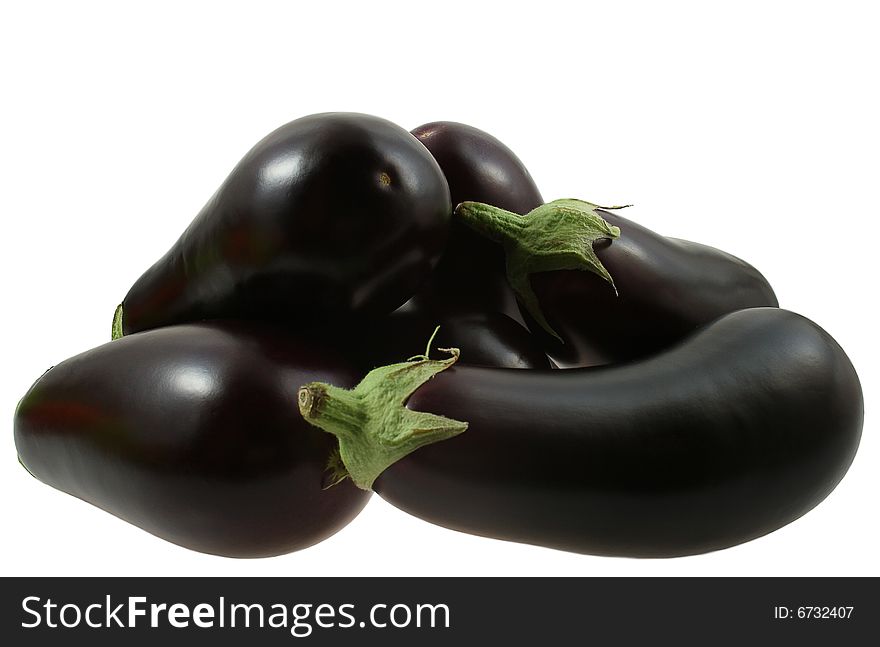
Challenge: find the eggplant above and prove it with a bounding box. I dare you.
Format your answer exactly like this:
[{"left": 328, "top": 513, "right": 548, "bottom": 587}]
[
  {"left": 299, "top": 308, "right": 862, "bottom": 557},
  {"left": 456, "top": 200, "right": 779, "bottom": 367},
  {"left": 342, "top": 309, "right": 551, "bottom": 372},
  {"left": 14, "top": 324, "right": 370, "bottom": 558},
  {"left": 115, "top": 113, "right": 451, "bottom": 337},
  {"left": 380, "top": 122, "right": 549, "bottom": 370},
  {"left": 407, "top": 122, "right": 543, "bottom": 319}
]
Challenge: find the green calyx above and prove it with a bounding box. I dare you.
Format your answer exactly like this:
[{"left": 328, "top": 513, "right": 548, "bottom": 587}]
[
  {"left": 298, "top": 344, "right": 467, "bottom": 491},
  {"left": 111, "top": 304, "right": 124, "bottom": 340},
  {"left": 455, "top": 199, "right": 624, "bottom": 341}
]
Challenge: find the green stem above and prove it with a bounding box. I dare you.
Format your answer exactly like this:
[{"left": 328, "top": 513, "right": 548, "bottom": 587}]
[
  {"left": 455, "top": 198, "right": 623, "bottom": 341},
  {"left": 298, "top": 348, "right": 467, "bottom": 490},
  {"left": 451, "top": 201, "right": 526, "bottom": 244},
  {"left": 111, "top": 304, "right": 124, "bottom": 340},
  {"left": 407, "top": 324, "right": 441, "bottom": 361}
]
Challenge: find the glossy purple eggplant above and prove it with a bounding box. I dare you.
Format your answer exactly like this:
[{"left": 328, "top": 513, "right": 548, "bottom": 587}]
[
  {"left": 408, "top": 121, "right": 543, "bottom": 319},
  {"left": 14, "top": 324, "right": 370, "bottom": 557},
  {"left": 455, "top": 200, "right": 779, "bottom": 367},
  {"left": 116, "top": 113, "right": 451, "bottom": 337},
  {"left": 302, "top": 308, "right": 862, "bottom": 557},
  {"left": 527, "top": 209, "right": 779, "bottom": 366}
]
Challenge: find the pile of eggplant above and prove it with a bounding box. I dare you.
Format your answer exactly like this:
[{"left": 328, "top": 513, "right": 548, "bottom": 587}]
[{"left": 14, "top": 113, "right": 863, "bottom": 558}]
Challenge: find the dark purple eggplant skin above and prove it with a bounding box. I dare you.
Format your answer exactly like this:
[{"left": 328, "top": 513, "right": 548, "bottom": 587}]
[
  {"left": 120, "top": 113, "right": 451, "bottom": 336},
  {"left": 408, "top": 122, "right": 543, "bottom": 319},
  {"left": 374, "top": 308, "right": 862, "bottom": 557},
  {"left": 526, "top": 210, "right": 779, "bottom": 367},
  {"left": 14, "top": 324, "right": 370, "bottom": 558},
  {"left": 342, "top": 309, "right": 551, "bottom": 372}
]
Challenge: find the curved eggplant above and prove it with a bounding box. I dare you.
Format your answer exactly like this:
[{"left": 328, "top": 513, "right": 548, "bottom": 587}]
[
  {"left": 14, "top": 324, "right": 370, "bottom": 558},
  {"left": 301, "top": 308, "right": 862, "bottom": 557},
  {"left": 456, "top": 200, "right": 778, "bottom": 367},
  {"left": 116, "top": 113, "right": 451, "bottom": 337}
]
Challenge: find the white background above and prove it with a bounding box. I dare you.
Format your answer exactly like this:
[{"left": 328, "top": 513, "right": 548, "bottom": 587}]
[{"left": 1, "top": 1, "right": 877, "bottom": 577}]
